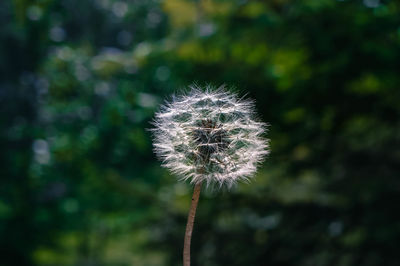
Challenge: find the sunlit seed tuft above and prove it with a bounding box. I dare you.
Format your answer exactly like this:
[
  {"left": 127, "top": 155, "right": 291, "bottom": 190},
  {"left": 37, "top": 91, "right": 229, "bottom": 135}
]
[{"left": 151, "top": 85, "right": 269, "bottom": 188}]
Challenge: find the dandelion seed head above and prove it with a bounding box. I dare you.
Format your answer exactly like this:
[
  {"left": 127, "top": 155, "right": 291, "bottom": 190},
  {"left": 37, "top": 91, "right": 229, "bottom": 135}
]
[{"left": 151, "top": 85, "right": 269, "bottom": 188}]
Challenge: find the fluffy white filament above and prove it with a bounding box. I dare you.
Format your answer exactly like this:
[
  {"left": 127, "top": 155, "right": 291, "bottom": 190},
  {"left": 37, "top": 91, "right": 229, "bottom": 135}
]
[{"left": 151, "top": 85, "right": 269, "bottom": 188}]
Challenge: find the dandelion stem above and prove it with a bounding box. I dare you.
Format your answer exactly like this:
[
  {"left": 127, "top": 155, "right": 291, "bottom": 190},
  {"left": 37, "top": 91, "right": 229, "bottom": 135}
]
[{"left": 183, "top": 182, "right": 202, "bottom": 266}]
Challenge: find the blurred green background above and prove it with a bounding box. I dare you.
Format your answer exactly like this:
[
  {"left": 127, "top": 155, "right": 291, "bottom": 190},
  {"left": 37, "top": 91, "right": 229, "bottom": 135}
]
[{"left": 1, "top": 0, "right": 400, "bottom": 265}]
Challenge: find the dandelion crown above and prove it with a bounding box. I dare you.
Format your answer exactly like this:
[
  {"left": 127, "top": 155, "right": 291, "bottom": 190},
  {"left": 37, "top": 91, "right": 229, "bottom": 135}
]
[{"left": 152, "top": 85, "right": 269, "bottom": 188}]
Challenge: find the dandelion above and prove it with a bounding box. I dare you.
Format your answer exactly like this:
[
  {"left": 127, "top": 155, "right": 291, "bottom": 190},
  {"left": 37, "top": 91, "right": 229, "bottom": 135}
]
[{"left": 151, "top": 85, "right": 269, "bottom": 266}]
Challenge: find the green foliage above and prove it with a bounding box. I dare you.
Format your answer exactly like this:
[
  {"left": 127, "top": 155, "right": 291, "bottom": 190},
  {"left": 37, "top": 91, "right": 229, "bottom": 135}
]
[{"left": 1, "top": 0, "right": 400, "bottom": 265}]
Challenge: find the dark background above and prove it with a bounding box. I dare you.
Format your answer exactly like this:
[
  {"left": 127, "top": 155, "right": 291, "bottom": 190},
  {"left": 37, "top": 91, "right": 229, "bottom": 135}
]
[{"left": 1, "top": 0, "right": 400, "bottom": 265}]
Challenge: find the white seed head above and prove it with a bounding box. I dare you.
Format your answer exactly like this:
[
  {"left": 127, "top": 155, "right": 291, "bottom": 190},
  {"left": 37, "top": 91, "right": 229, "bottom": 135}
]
[{"left": 151, "top": 85, "right": 269, "bottom": 188}]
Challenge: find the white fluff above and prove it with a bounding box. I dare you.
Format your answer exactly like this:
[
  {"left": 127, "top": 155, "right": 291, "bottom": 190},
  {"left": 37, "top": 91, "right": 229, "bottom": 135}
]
[{"left": 151, "top": 85, "right": 269, "bottom": 188}]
